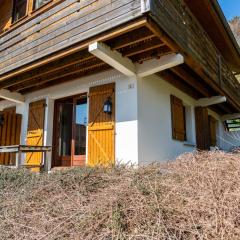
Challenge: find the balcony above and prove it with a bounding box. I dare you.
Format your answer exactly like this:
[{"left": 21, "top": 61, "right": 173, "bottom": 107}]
[
  {"left": 149, "top": 0, "right": 240, "bottom": 110},
  {"left": 0, "top": 0, "right": 239, "bottom": 112}
]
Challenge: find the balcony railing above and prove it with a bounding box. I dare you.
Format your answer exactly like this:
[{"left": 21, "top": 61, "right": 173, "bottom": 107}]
[{"left": 149, "top": 0, "right": 240, "bottom": 104}]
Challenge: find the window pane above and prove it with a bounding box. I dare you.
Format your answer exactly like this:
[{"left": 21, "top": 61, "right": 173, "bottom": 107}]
[
  {"left": 58, "top": 102, "right": 73, "bottom": 157},
  {"left": 226, "top": 119, "right": 240, "bottom": 132},
  {"left": 13, "top": 0, "right": 27, "bottom": 23},
  {"left": 74, "top": 97, "right": 87, "bottom": 155},
  {"left": 33, "top": 0, "right": 51, "bottom": 10}
]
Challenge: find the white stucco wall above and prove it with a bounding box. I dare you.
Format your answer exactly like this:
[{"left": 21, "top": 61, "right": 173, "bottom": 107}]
[
  {"left": 208, "top": 109, "right": 240, "bottom": 151},
  {"left": 137, "top": 74, "right": 197, "bottom": 164},
  {"left": 0, "top": 69, "right": 239, "bottom": 167},
  {"left": 0, "top": 70, "right": 138, "bottom": 167},
  {"left": 137, "top": 74, "right": 240, "bottom": 165}
]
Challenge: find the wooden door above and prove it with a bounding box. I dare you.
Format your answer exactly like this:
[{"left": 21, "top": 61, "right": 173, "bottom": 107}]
[
  {"left": 52, "top": 99, "right": 73, "bottom": 167},
  {"left": 25, "top": 100, "right": 46, "bottom": 169},
  {"left": 0, "top": 110, "right": 22, "bottom": 165},
  {"left": 195, "top": 107, "right": 210, "bottom": 150},
  {"left": 88, "top": 83, "right": 115, "bottom": 167}
]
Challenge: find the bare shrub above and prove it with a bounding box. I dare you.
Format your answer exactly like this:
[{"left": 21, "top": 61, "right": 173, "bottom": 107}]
[{"left": 0, "top": 151, "right": 240, "bottom": 239}]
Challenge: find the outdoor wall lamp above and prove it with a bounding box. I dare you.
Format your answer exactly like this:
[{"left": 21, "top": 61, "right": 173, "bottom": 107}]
[{"left": 103, "top": 97, "right": 112, "bottom": 114}]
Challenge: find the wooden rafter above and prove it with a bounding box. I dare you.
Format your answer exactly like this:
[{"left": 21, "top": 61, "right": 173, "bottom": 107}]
[
  {"left": 120, "top": 37, "right": 165, "bottom": 57},
  {"left": 1, "top": 26, "right": 156, "bottom": 90},
  {"left": 158, "top": 71, "right": 202, "bottom": 100},
  {"left": 171, "top": 66, "right": 212, "bottom": 97},
  {"left": 0, "top": 17, "right": 148, "bottom": 82},
  {"left": 20, "top": 65, "right": 111, "bottom": 94},
  {"left": 0, "top": 89, "right": 24, "bottom": 103},
  {"left": 11, "top": 60, "right": 107, "bottom": 92}
]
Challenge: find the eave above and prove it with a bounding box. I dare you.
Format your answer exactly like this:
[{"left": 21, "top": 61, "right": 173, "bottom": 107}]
[{"left": 185, "top": 0, "right": 240, "bottom": 72}]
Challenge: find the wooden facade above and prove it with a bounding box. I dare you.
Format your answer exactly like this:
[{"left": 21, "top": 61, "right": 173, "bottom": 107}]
[
  {"left": 0, "top": 110, "right": 22, "bottom": 165},
  {"left": 88, "top": 83, "right": 115, "bottom": 167},
  {"left": 25, "top": 99, "right": 46, "bottom": 170},
  {"left": 0, "top": 0, "right": 238, "bottom": 114}
]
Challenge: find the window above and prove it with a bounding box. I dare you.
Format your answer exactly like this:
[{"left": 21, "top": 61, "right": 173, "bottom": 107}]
[
  {"left": 225, "top": 119, "right": 240, "bottom": 132},
  {"left": 33, "top": 0, "right": 52, "bottom": 11},
  {"left": 12, "top": 0, "right": 28, "bottom": 23},
  {"left": 12, "top": 0, "right": 53, "bottom": 24},
  {"left": 171, "top": 95, "right": 186, "bottom": 141}
]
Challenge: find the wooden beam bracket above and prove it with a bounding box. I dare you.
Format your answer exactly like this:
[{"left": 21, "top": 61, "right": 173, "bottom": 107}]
[
  {"left": 195, "top": 96, "right": 226, "bottom": 107},
  {"left": 221, "top": 113, "right": 240, "bottom": 121},
  {"left": 137, "top": 53, "right": 184, "bottom": 77},
  {"left": 141, "top": 0, "right": 151, "bottom": 13},
  {"left": 89, "top": 42, "right": 136, "bottom": 77},
  {"left": 89, "top": 42, "right": 184, "bottom": 78},
  {"left": 0, "top": 89, "right": 25, "bottom": 103}
]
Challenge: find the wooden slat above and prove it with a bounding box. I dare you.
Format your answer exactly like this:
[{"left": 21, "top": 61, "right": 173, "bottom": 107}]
[
  {"left": 148, "top": 0, "right": 240, "bottom": 110},
  {"left": 0, "top": 110, "right": 22, "bottom": 165},
  {"left": 88, "top": 83, "right": 115, "bottom": 167},
  {"left": 170, "top": 95, "right": 186, "bottom": 142},
  {"left": 25, "top": 99, "right": 46, "bottom": 171},
  {"left": 195, "top": 107, "right": 210, "bottom": 150},
  {"left": 209, "top": 116, "right": 217, "bottom": 147},
  {"left": 0, "top": 0, "right": 142, "bottom": 75}
]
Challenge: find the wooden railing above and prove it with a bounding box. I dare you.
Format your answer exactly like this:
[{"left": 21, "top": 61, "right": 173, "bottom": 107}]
[{"left": 150, "top": 0, "right": 240, "bottom": 104}]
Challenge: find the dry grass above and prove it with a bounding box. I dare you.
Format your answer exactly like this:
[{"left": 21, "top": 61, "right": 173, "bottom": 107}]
[{"left": 0, "top": 151, "right": 240, "bottom": 240}]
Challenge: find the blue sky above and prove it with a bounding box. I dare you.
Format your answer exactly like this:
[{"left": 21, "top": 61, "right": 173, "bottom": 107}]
[{"left": 218, "top": 0, "right": 240, "bottom": 20}]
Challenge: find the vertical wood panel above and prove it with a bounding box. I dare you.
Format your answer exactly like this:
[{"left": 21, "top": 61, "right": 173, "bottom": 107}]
[
  {"left": 0, "top": 110, "right": 22, "bottom": 165},
  {"left": 26, "top": 99, "right": 46, "bottom": 171},
  {"left": 88, "top": 83, "right": 115, "bottom": 167},
  {"left": 195, "top": 107, "right": 210, "bottom": 150}
]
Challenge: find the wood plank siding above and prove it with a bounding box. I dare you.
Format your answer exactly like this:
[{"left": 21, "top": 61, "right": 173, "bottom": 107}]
[
  {"left": 148, "top": 0, "right": 240, "bottom": 109},
  {"left": 0, "top": 0, "right": 238, "bottom": 114},
  {"left": 0, "top": 0, "right": 142, "bottom": 75}
]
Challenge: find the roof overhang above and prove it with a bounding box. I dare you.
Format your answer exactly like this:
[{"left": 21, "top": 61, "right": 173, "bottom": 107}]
[{"left": 185, "top": 0, "right": 240, "bottom": 72}]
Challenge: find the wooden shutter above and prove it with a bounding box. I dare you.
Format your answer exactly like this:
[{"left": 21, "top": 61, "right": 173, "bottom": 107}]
[
  {"left": 209, "top": 116, "right": 217, "bottom": 147},
  {"left": 25, "top": 100, "right": 46, "bottom": 170},
  {"left": 171, "top": 95, "right": 186, "bottom": 141},
  {"left": 0, "top": 110, "right": 22, "bottom": 165},
  {"left": 88, "top": 83, "right": 115, "bottom": 167},
  {"left": 195, "top": 107, "right": 210, "bottom": 150}
]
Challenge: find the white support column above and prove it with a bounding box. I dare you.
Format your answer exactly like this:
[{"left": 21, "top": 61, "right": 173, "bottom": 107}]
[
  {"left": 0, "top": 89, "right": 24, "bottom": 103},
  {"left": 141, "top": 0, "right": 151, "bottom": 13},
  {"left": 195, "top": 96, "right": 227, "bottom": 107},
  {"left": 44, "top": 97, "right": 54, "bottom": 172}
]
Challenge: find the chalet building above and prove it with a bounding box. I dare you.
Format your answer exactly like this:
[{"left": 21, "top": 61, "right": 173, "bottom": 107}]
[{"left": 0, "top": 0, "right": 239, "bottom": 171}]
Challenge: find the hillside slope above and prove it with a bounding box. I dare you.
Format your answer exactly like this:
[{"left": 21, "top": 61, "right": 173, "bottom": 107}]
[{"left": 0, "top": 151, "right": 240, "bottom": 240}]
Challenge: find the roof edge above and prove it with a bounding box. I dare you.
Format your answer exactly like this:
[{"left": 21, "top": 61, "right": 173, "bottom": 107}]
[{"left": 211, "top": 0, "right": 240, "bottom": 60}]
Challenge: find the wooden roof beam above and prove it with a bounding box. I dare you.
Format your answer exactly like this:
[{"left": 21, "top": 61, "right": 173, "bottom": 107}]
[
  {"left": 89, "top": 42, "right": 183, "bottom": 77},
  {"left": 89, "top": 42, "right": 137, "bottom": 77},
  {"left": 195, "top": 96, "right": 227, "bottom": 107},
  {"left": 0, "top": 89, "right": 24, "bottom": 103},
  {"left": 221, "top": 113, "right": 240, "bottom": 122},
  {"left": 137, "top": 53, "right": 184, "bottom": 78},
  {"left": 171, "top": 66, "right": 212, "bottom": 97}
]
